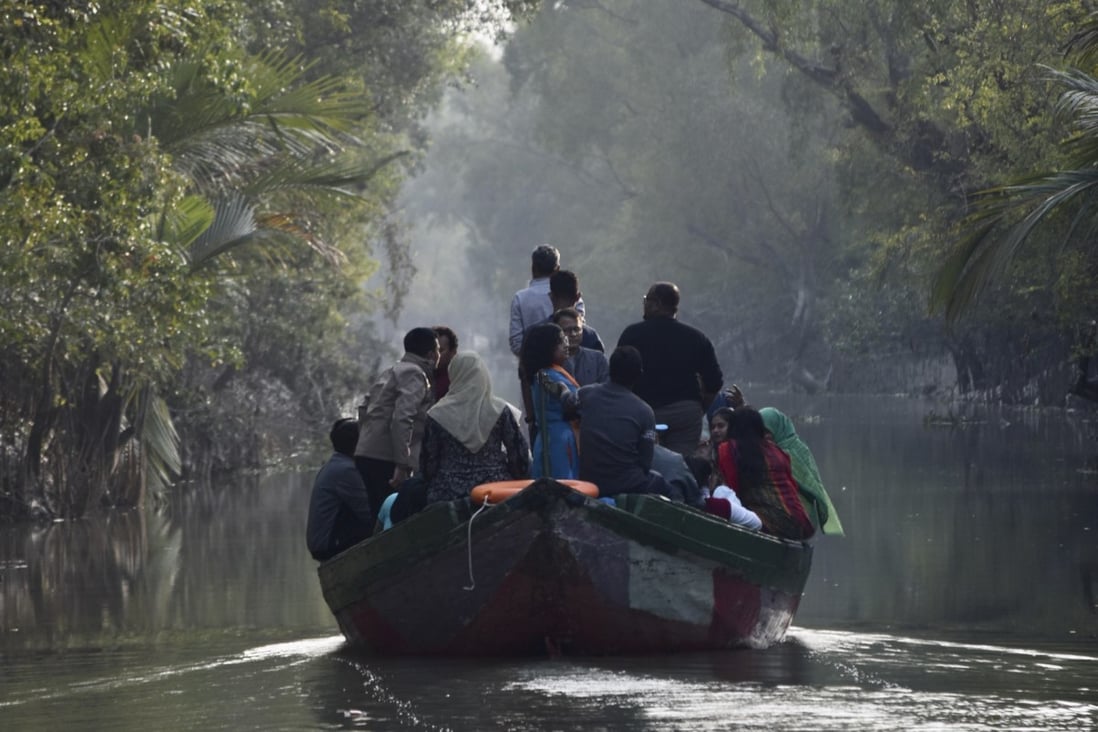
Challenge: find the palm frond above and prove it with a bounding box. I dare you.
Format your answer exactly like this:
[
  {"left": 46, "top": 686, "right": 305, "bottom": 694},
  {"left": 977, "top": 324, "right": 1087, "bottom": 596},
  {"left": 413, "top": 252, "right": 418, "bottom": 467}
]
[
  {"left": 186, "top": 194, "right": 257, "bottom": 269},
  {"left": 1065, "top": 12, "right": 1098, "bottom": 68},
  {"left": 137, "top": 390, "right": 181, "bottom": 502},
  {"left": 240, "top": 151, "right": 410, "bottom": 198},
  {"left": 162, "top": 194, "right": 215, "bottom": 249},
  {"left": 933, "top": 170, "right": 1098, "bottom": 319},
  {"left": 935, "top": 47, "right": 1098, "bottom": 321}
]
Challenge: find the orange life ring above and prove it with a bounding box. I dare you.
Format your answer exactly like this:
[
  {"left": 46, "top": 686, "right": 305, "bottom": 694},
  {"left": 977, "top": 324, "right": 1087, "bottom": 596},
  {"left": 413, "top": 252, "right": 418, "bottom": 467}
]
[{"left": 469, "top": 479, "right": 599, "bottom": 505}]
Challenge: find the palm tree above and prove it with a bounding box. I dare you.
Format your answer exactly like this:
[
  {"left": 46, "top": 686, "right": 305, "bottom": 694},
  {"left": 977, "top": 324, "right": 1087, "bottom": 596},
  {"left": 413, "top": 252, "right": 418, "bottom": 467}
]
[
  {"left": 25, "top": 12, "right": 407, "bottom": 515},
  {"left": 126, "top": 50, "right": 409, "bottom": 504},
  {"left": 931, "top": 14, "right": 1098, "bottom": 322}
]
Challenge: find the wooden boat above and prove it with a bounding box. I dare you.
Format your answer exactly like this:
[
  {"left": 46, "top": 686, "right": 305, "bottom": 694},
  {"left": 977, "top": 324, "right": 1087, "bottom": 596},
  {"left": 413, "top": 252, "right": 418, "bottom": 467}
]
[{"left": 317, "top": 478, "right": 812, "bottom": 656}]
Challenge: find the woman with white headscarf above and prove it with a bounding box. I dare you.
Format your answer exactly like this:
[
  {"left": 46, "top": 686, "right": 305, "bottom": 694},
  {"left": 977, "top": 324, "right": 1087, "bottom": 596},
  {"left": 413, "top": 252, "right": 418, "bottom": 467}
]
[{"left": 420, "top": 352, "right": 530, "bottom": 504}]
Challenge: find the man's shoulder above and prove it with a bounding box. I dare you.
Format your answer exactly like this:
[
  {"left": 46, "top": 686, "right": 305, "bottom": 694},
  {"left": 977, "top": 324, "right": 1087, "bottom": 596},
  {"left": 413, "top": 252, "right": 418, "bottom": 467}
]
[
  {"left": 628, "top": 389, "right": 655, "bottom": 415},
  {"left": 673, "top": 318, "right": 711, "bottom": 340},
  {"left": 394, "top": 358, "right": 430, "bottom": 378},
  {"left": 617, "top": 320, "right": 646, "bottom": 341},
  {"left": 316, "top": 452, "right": 358, "bottom": 482},
  {"left": 577, "top": 381, "right": 609, "bottom": 406},
  {"left": 578, "top": 382, "right": 604, "bottom": 398}
]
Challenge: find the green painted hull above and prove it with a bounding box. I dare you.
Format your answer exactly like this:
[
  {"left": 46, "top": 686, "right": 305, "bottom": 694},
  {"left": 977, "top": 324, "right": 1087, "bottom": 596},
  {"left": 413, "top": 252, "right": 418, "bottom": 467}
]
[{"left": 318, "top": 479, "right": 812, "bottom": 656}]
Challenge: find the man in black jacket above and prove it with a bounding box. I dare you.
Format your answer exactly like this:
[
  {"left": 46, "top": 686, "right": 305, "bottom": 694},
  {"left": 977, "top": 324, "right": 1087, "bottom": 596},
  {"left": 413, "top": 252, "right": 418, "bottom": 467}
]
[{"left": 617, "top": 282, "right": 723, "bottom": 456}]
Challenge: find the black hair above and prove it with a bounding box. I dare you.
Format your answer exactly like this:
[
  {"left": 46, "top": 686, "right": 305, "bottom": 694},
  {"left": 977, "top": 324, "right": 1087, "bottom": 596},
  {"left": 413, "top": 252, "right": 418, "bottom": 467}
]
[
  {"left": 432, "top": 325, "right": 458, "bottom": 352},
  {"left": 609, "top": 345, "right": 644, "bottom": 387},
  {"left": 551, "top": 307, "right": 581, "bottom": 325},
  {"left": 684, "top": 455, "right": 712, "bottom": 489},
  {"left": 329, "top": 418, "right": 359, "bottom": 456},
  {"left": 726, "top": 406, "right": 767, "bottom": 489},
  {"left": 647, "top": 282, "right": 680, "bottom": 312},
  {"left": 531, "top": 244, "right": 561, "bottom": 277},
  {"left": 403, "top": 327, "right": 438, "bottom": 358},
  {"left": 521, "top": 322, "right": 564, "bottom": 381},
  {"left": 549, "top": 270, "right": 580, "bottom": 299}
]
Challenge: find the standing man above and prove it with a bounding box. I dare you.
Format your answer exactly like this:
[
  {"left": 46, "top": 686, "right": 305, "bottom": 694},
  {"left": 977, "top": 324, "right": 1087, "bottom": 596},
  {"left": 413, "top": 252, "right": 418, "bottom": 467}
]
[
  {"left": 354, "top": 327, "right": 439, "bottom": 518},
  {"left": 510, "top": 244, "right": 584, "bottom": 438},
  {"left": 306, "top": 418, "right": 374, "bottom": 561},
  {"left": 617, "top": 282, "right": 723, "bottom": 456},
  {"left": 509, "top": 244, "right": 564, "bottom": 357},
  {"left": 546, "top": 270, "right": 602, "bottom": 352},
  {"left": 577, "top": 346, "right": 671, "bottom": 498},
  {"left": 552, "top": 308, "right": 608, "bottom": 386},
  {"left": 432, "top": 326, "right": 458, "bottom": 400}
]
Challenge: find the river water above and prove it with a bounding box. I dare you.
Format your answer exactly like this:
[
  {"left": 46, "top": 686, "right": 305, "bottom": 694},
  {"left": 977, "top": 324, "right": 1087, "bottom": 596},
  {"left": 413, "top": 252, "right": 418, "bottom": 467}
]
[{"left": 3, "top": 394, "right": 1098, "bottom": 730}]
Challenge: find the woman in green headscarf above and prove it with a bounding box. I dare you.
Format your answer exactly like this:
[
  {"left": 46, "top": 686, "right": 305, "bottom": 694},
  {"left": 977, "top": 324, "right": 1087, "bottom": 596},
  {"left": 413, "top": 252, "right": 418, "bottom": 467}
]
[{"left": 759, "top": 407, "right": 844, "bottom": 536}]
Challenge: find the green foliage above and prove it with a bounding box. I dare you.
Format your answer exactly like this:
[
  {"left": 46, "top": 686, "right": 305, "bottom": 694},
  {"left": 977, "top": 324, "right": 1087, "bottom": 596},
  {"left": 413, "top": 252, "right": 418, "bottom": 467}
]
[{"left": 0, "top": 0, "right": 522, "bottom": 517}]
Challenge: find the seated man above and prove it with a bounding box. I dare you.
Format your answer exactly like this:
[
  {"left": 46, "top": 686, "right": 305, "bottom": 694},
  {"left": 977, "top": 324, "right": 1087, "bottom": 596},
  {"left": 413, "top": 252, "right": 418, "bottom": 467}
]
[
  {"left": 307, "top": 418, "right": 374, "bottom": 561},
  {"left": 577, "top": 346, "right": 670, "bottom": 497},
  {"left": 652, "top": 424, "right": 703, "bottom": 507}
]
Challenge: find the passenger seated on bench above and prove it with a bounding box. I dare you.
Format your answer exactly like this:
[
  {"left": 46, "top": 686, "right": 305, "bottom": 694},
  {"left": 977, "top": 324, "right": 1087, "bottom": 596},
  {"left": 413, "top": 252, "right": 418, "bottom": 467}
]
[
  {"left": 421, "top": 351, "right": 530, "bottom": 504},
  {"left": 689, "top": 454, "right": 761, "bottom": 530},
  {"left": 716, "top": 407, "right": 815, "bottom": 540},
  {"left": 307, "top": 419, "right": 374, "bottom": 561},
  {"left": 577, "top": 346, "right": 671, "bottom": 498}
]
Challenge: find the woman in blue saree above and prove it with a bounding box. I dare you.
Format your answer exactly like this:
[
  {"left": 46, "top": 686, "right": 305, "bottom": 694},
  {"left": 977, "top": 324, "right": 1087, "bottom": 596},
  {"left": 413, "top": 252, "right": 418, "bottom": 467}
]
[{"left": 521, "top": 323, "right": 580, "bottom": 479}]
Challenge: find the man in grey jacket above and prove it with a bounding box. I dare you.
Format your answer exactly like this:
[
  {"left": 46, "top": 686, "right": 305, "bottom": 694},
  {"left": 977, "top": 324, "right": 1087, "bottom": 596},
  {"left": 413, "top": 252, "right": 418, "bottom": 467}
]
[{"left": 354, "top": 327, "right": 439, "bottom": 518}]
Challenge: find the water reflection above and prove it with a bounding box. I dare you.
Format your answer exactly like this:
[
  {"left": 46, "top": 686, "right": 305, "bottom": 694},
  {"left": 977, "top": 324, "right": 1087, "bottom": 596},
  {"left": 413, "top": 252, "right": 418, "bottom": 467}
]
[
  {"left": 2, "top": 395, "right": 1098, "bottom": 729},
  {"left": 0, "top": 472, "right": 332, "bottom": 654},
  {"left": 763, "top": 393, "right": 1098, "bottom": 640}
]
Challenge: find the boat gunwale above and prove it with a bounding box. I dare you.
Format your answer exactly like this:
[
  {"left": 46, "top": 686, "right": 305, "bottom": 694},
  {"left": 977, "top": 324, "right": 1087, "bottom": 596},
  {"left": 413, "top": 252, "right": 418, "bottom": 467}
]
[{"left": 318, "top": 479, "right": 812, "bottom": 614}]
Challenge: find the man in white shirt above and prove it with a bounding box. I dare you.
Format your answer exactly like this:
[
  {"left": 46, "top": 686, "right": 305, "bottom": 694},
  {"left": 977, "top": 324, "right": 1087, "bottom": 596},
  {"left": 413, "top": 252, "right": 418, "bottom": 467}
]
[
  {"left": 510, "top": 245, "right": 585, "bottom": 439},
  {"left": 509, "top": 244, "right": 563, "bottom": 356}
]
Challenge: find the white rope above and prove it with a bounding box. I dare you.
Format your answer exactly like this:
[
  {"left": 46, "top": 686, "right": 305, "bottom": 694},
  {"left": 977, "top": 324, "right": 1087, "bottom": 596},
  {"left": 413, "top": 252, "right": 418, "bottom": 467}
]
[{"left": 462, "top": 496, "right": 491, "bottom": 591}]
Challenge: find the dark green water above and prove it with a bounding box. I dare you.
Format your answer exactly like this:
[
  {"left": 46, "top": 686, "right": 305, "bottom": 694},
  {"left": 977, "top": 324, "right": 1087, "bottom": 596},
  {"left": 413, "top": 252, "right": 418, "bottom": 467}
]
[{"left": 3, "top": 394, "right": 1098, "bottom": 730}]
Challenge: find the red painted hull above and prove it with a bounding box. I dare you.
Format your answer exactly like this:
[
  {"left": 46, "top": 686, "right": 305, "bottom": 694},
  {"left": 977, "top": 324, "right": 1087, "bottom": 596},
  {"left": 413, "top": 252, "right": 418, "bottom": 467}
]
[{"left": 319, "top": 480, "right": 811, "bottom": 656}]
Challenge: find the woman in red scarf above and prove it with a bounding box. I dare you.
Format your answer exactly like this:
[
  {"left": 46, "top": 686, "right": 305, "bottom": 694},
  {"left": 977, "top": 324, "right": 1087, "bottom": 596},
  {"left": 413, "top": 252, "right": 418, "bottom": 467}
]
[{"left": 716, "top": 407, "right": 815, "bottom": 540}]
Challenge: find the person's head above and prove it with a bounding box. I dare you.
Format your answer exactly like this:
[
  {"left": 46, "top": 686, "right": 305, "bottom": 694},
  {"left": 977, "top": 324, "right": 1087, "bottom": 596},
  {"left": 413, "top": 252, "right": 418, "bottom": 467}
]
[
  {"left": 445, "top": 351, "right": 492, "bottom": 398},
  {"left": 404, "top": 327, "right": 440, "bottom": 369},
  {"left": 709, "top": 407, "right": 736, "bottom": 444},
  {"left": 643, "top": 282, "right": 680, "bottom": 319},
  {"left": 759, "top": 407, "right": 795, "bottom": 443},
  {"left": 722, "top": 407, "right": 768, "bottom": 490},
  {"left": 531, "top": 244, "right": 561, "bottom": 278},
  {"left": 551, "top": 307, "right": 583, "bottom": 356},
  {"left": 609, "top": 345, "right": 644, "bottom": 388},
  {"left": 727, "top": 406, "right": 767, "bottom": 443},
  {"left": 549, "top": 270, "right": 581, "bottom": 310},
  {"left": 433, "top": 326, "right": 458, "bottom": 371},
  {"left": 521, "top": 322, "right": 567, "bottom": 380},
  {"left": 329, "top": 418, "right": 359, "bottom": 456}
]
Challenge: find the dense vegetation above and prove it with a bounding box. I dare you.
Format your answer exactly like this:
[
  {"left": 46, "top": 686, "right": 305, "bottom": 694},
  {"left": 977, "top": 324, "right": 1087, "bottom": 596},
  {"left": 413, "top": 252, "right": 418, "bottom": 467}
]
[
  {"left": 0, "top": 0, "right": 531, "bottom": 518},
  {"left": 4, "top": 0, "right": 1098, "bottom": 519},
  {"left": 411, "top": 1, "right": 1098, "bottom": 402}
]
